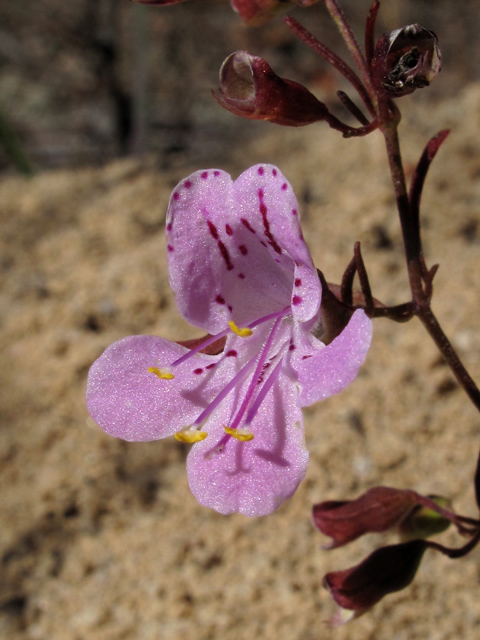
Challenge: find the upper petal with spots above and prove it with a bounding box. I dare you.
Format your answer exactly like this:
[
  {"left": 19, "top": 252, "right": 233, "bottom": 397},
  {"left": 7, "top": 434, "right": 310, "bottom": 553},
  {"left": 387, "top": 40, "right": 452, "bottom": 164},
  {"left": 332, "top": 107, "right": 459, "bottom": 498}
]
[{"left": 166, "top": 165, "right": 321, "bottom": 333}]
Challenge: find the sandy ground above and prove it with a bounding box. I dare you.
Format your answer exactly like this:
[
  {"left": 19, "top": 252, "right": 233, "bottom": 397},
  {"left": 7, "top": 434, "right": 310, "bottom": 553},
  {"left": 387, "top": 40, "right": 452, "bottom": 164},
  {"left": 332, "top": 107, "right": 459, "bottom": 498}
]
[{"left": 1, "top": 84, "right": 480, "bottom": 640}]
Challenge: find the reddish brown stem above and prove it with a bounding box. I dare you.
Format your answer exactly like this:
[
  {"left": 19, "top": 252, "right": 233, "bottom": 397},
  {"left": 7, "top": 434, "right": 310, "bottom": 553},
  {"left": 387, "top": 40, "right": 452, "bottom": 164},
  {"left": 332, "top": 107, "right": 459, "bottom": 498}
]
[
  {"left": 285, "top": 17, "right": 375, "bottom": 117},
  {"left": 337, "top": 90, "right": 369, "bottom": 125},
  {"left": 365, "top": 0, "right": 380, "bottom": 68}
]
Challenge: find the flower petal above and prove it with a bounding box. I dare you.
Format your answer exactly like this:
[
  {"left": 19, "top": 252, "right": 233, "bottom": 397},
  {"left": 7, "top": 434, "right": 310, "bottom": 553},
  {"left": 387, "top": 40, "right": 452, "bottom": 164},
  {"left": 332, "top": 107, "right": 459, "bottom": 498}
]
[
  {"left": 166, "top": 165, "right": 320, "bottom": 333},
  {"left": 292, "top": 309, "right": 372, "bottom": 407},
  {"left": 186, "top": 371, "right": 308, "bottom": 516},
  {"left": 86, "top": 335, "right": 233, "bottom": 442}
]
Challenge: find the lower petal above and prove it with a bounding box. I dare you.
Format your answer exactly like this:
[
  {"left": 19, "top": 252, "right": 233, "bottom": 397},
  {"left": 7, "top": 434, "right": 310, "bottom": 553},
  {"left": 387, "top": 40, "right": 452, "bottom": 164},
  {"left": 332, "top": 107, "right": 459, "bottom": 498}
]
[
  {"left": 86, "top": 335, "right": 226, "bottom": 442},
  {"left": 186, "top": 372, "right": 308, "bottom": 517},
  {"left": 293, "top": 309, "right": 373, "bottom": 407}
]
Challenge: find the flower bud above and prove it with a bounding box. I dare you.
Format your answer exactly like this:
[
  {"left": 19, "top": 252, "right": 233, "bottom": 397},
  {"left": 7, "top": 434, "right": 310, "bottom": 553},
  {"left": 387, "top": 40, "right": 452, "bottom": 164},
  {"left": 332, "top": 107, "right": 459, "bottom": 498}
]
[
  {"left": 372, "top": 24, "right": 441, "bottom": 97},
  {"left": 231, "top": 0, "right": 320, "bottom": 26},
  {"left": 312, "top": 487, "right": 419, "bottom": 548},
  {"left": 215, "top": 51, "right": 330, "bottom": 127},
  {"left": 323, "top": 540, "right": 427, "bottom": 618},
  {"left": 130, "top": 0, "right": 186, "bottom": 5},
  {"left": 398, "top": 495, "right": 452, "bottom": 541}
]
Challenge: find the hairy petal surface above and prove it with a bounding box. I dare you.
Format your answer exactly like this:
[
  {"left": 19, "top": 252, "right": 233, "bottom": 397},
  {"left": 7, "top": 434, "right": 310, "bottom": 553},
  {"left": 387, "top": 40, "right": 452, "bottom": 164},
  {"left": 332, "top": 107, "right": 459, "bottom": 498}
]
[
  {"left": 166, "top": 165, "right": 320, "bottom": 333},
  {"left": 292, "top": 309, "right": 372, "bottom": 407},
  {"left": 86, "top": 335, "right": 234, "bottom": 442},
  {"left": 186, "top": 371, "right": 308, "bottom": 516}
]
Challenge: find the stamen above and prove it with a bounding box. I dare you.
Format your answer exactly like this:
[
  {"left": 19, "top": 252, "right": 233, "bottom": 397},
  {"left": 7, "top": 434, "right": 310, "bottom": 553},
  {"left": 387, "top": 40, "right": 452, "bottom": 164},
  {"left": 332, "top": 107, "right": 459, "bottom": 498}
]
[
  {"left": 191, "top": 353, "right": 258, "bottom": 427},
  {"left": 227, "top": 316, "right": 283, "bottom": 434},
  {"left": 175, "top": 429, "right": 208, "bottom": 443},
  {"left": 245, "top": 358, "right": 284, "bottom": 425},
  {"left": 148, "top": 367, "right": 175, "bottom": 380},
  {"left": 228, "top": 320, "right": 253, "bottom": 338},
  {"left": 224, "top": 426, "right": 254, "bottom": 441},
  {"left": 169, "top": 306, "right": 290, "bottom": 369}
]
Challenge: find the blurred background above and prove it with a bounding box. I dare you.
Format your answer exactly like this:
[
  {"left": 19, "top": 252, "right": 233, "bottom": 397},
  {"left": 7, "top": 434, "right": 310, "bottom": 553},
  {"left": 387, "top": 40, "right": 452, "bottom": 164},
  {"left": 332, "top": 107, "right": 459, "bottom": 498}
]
[{"left": 1, "top": 0, "right": 479, "bottom": 174}]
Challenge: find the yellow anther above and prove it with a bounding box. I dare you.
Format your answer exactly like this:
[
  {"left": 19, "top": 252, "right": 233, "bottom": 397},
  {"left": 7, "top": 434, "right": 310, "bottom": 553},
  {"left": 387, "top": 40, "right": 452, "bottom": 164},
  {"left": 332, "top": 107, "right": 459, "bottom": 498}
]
[
  {"left": 148, "top": 367, "right": 175, "bottom": 380},
  {"left": 228, "top": 320, "right": 253, "bottom": 338},
  {"left": 224, "top": 426, "right": 254, "bottom": 442},
  {"left": 175, "top": 430, "right": 208, "bottom": 443}
]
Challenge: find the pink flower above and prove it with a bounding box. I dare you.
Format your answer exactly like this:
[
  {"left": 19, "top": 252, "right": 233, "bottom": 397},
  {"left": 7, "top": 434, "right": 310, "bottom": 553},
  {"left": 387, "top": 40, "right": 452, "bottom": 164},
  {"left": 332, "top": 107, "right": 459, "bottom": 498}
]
[{"left": 86, "top": 164, "right": 372, "bottom": 517}]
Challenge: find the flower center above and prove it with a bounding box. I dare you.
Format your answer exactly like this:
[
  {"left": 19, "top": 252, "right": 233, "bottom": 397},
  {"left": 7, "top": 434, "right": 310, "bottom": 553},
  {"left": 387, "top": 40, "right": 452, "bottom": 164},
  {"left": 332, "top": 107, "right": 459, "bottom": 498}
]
[{"left": 156, "top": 307, "right": 291, "bottom": 444}]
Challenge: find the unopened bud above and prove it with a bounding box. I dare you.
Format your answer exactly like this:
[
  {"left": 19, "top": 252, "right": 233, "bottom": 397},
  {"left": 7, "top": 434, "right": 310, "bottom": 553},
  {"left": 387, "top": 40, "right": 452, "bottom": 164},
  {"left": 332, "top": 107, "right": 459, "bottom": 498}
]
[
  {"left": 323, "top": 540, "right": 427, "bottom": 619},
  {"left": 130, "top": 0, "right": 186, "bottom": 5},
  {"left": 215, "top": 51, "right": 330, "bottom": 127},
  {"left": 372, "top": 24, "right": 441, "bottom": 97},
  {"left": 312, "top": 487, "right": 418, "bottom": 548},
  {"left": 231, "top": 0, "right": 320, "bottom": 26},
  {"left": 399, "top": 495, "right": 452, "bottom": 541}
]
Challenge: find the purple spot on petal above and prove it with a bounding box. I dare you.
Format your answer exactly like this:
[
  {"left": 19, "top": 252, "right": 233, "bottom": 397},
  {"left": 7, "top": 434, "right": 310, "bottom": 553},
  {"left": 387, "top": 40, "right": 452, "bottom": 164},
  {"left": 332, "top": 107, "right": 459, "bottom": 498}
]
[
  {"left": 173, "top": 192, "right": 180, "bottom": 201},
  {"left": 292, "top": 295, "right": 302, "bottom": 306},
  {"left": 193, "top": 368, "right": 203, "bottom": 375},
  {"left": 295, "top": 278, "right": 302, "bottom": 287},
  {"left": 214, "top": 170, "right": 220, "bottom": 177},
  {"left": 226, "top": 350, "right": 237, "bottom": 357},
  {"left": 166, "top": 223, "right": 172, "bottom": 232},
  {"left": 260, "top": 240, "right": 268, "bottom": 247},
  {"left": 228, "top": 305, "right": 233, "bottom": 312},
  {"left": 239, "top": 245, "right": 248, "bottom": 255},
  {"left": 292, "top": 209, "right": 297, "bottom": 216},
  {"left": 206, "top": 363, "right": 216, "bottom": 369},
  {"left": 218, "top": 241, "right": 234, "bottom": 271},
  {"left": 207, "top": 220, "right": 218, "bottom": 239},
  {"left": 215, "top": 295, "right": 225, "bottom": 304},
  {"left": 225, "top": 224, "right": 233, "bottom": 235},
  {"left": 167, "top": 244, "right": 174, "bottom": 252},
  {"left": 258, "top": 166, "right": 264, "bottom": 176},
  {"left": 185, "top": 180, "right": 192, "bottom": 189},
  {"left": 302, "top": 355, "right": 313, "bottom": 360},
  {"left": 241, "top": 218, "right": 256, "bottom": 234},
  {"left": 238, "top": 273, "right": 245, "bottom": 279},
  {"left": 281, "top": 183, "right": 287, "bottom": 191},
  {"left": 201, "top": 171, "right": 208, "bottom": 179},
  {"left": 289, "top": 344, "right": 296, "bottom": 351},
  {"left": 272, "top": 168, "right": 277, "bottom": 176},
  {"left": 258, "top": 188, "right": 264, "bottom": 198}
]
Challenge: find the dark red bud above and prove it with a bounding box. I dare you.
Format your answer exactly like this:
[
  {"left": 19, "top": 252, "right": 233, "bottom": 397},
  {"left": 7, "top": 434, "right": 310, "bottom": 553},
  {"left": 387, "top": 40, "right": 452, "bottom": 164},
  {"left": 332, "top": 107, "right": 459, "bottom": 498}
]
[
  {"left": 231, "top": 0, "right": 319, "bottom": 26},
  {"left": 215, "top": 51, "right": 330, "bottom": 127},
  {"left": 324, "top": 540, "right": 427, "bottom": 614},
  {"left": 312, "top": 487, "right": 419, "bottom": 548},
  {"left": 130, "top": 0, "right": 186, "bottom": 5},
  {"left": 372, "top": 24, "right": 441, "bottom": 97}
]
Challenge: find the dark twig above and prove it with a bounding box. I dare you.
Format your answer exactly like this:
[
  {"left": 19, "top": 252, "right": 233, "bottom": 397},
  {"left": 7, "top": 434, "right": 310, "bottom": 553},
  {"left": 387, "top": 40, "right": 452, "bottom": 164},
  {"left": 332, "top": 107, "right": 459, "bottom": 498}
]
[
  {"left": 337, "top": 91, "right": 370, "bottom": 125},
  {"left": 285, "top": 17, "right": 376, "bottom": 117},
  {"left": 426, "top": 529, "right": 480, "bottom": 559},
  {"left": 353, "top": 242, "right": 374, "bottom": 316},
  {"left": 365, "top": 0, "right": 380, "bottom": 68},
  {"left": 324, "top": 0, "right": 376, "bottom": 103}
]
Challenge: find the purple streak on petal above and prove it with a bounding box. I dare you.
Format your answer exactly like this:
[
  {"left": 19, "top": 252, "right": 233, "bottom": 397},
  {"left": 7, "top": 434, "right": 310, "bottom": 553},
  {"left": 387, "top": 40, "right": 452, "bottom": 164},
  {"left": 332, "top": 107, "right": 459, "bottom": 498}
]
[{"left": 245, "top": 357, "right": 283, "bottom": 425}]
